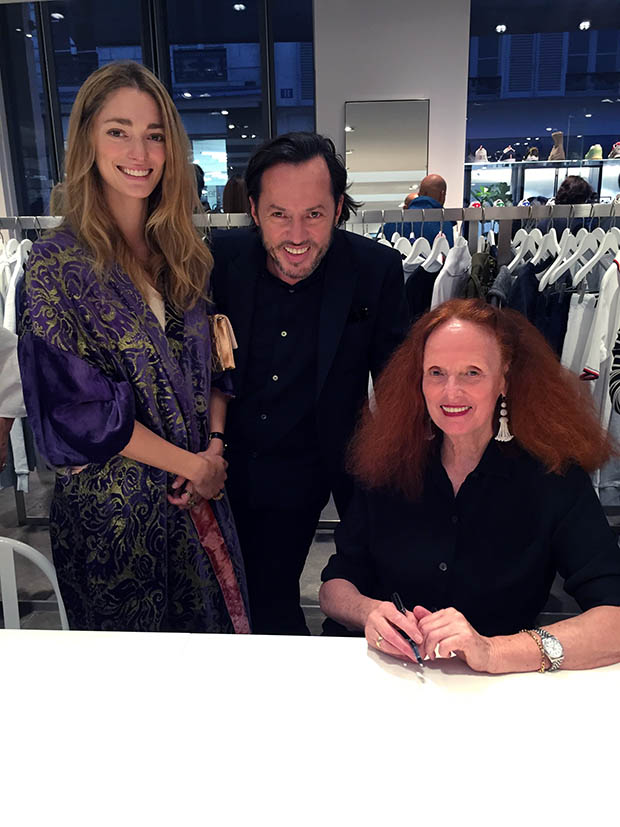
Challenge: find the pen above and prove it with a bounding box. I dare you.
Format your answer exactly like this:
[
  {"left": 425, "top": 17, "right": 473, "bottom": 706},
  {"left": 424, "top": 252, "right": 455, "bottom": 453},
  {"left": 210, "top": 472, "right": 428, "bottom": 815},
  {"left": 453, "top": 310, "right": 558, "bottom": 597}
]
[{"left": 392, "top": 591, "right": 424, "bottom": 667}]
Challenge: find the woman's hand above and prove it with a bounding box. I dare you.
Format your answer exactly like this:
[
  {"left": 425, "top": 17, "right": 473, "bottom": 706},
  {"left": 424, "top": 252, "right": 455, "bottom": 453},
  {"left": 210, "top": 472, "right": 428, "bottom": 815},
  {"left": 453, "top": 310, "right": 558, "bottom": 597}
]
[
  {"left": 167, "top": 451, "right": 227, "bottom": 509},
  {"left": 365, "top": 600, "right": 425, "bottom": 663},
  {"left": 415, "top": 606, "right": 494, "bottom": 672}
]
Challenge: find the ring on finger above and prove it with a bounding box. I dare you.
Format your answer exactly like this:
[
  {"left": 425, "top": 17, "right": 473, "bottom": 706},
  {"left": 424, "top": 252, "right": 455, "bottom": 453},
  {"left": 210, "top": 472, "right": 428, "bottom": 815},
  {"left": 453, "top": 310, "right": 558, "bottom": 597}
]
[{"left": 376, "top": 634, "right": 384, "bottom": 648}]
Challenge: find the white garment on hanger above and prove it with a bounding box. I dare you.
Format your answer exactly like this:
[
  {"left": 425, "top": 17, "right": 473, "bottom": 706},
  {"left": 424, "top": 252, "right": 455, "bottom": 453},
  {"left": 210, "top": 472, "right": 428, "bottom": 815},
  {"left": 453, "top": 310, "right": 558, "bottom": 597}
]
[
  {"left": 0, "top": 328, "right": 26, "bottom": 418},
  {"left": 560, "top": 294, "right": 598, "bottom": 377},
  {"left": 430, "top": 237, "right": 472, "bottom": 309},
  {"left": 581, "top": 259, "right": 620, "bottom": 426}
]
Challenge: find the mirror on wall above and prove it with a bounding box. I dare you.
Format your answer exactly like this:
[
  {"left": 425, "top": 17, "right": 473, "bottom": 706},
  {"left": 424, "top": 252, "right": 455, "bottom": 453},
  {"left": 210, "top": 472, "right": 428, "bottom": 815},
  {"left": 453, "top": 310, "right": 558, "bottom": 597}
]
[{"left": 344, "top": 100, "right": 429, "bottom": 213}]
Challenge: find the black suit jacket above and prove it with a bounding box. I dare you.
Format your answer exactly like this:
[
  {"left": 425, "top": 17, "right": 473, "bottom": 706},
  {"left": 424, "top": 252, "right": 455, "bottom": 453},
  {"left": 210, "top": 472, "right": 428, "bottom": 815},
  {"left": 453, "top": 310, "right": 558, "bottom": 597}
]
[{"left": 210, "top": 228, "right": 408, "bottom": 478}]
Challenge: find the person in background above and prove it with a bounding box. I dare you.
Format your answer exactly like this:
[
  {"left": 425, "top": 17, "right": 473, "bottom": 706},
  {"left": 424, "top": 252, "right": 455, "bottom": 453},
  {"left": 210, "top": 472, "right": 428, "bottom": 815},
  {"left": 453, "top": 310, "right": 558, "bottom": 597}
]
[
  {"left": 555, "top": 175, "right": 595, "bottom": 206},
  {"left": 383, "top": 174, "right": 454, "bottom": 246},
  {"left": 18, "top": 61, "right": 249, "bottom": 633},
  {"left": 211, "top": 132, "right": 408, "bottom": 635},
  {"left": 320, "top": 299, "right": 620, "bottom": 673},
  {"left": 222, "top": 176, "right": 249, "bottom": 214},
  {"left": 193, "top": 163, "right": 205, "bottom": 201}
]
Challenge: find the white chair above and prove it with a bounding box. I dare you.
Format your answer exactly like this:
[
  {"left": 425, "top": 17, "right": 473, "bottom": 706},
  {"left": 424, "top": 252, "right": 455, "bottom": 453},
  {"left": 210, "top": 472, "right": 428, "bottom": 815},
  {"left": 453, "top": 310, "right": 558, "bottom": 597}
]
[{"left": 0, "top": 537, "right": 69, "bottom": 629}]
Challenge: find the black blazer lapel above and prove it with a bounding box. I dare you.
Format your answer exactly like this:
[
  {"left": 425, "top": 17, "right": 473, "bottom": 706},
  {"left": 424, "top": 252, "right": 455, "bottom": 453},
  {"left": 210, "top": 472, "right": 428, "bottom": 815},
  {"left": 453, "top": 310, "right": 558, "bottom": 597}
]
[
  {"left": 316, "top": 232, "right": 358, "bottom": 398},
  {"left": 222, "top": 240, "right": 261, "bottom": 395}
]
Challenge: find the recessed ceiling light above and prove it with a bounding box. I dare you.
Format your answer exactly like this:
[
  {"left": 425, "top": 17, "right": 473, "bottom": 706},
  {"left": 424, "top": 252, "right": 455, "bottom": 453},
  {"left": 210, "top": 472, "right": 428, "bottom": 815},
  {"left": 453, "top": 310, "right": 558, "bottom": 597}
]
[
  {"left": 585, "top": 113, "right": 592, "bottom": 118},
  {"left": 579, "top": 20, "right": 591, "bottom": 31},
  {"left": 515, "top": 142, "right": 520, "bottom": 145},
  {"left": 602, "top": 98, "right": 613, "bottom": 103},
  {"left": 220, "top": 109, "right": 229, "bottom": 115},
  {"left": 228, "top": 124, "right": 235, "bottom": 129},
  {"left": 535, "top": 137, "right": 540, "bottom": 141},
  {"left": 577, "top": 135, "right": 583, "bottom": 138},
  {"left": 25, "top": 33, "right": 33, "bottom": 38},
  {"left": 546, "top": 127, "right": 553, "bottom": 131},
  {"left": 51, "top": 12, "right": 64, "bottom": 20},
  {"left": 495, "top": 24, "right": 507, "bottom": 33},
  {"left": 526, "top": 138, "right": 531, "bottom": 141},
  {"left": 15, "top": 27, "right": 22, "bottom": 32},
  {"left": 233, "top": 3, "right": 246, "bottom": 10},
  {"left": 182, "top": 92, "right": 192, "bottom": 99},
  {"left": 251, "top": 134, "right": 256, "bottom": 138},
  {"left": 241, "top": 134, "right": 247, "bottom": 139},
  {"left": 344, "top": 125, "right": 354, "bottom": 132},
  {"left": 199, "top": 92, "right": 211, "bottom": 98}
]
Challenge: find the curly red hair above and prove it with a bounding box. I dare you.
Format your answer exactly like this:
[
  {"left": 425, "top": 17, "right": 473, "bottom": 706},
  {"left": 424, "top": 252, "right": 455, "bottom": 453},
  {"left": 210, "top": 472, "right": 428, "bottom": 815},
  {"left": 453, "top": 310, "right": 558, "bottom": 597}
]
[{"left": 349, "top": 299, "right": 614, "bottom": 500}]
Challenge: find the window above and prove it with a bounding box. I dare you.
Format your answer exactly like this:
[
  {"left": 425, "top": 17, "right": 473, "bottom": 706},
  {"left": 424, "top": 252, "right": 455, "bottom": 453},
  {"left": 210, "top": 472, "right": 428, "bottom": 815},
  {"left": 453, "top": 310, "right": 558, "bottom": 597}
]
[
  {"left": 166, "top": 0, "right": 266, "bottom": 209},
  {"left": 47, "top": 0, "right": 143, "bottom": 143},
  {"left": 270, "top": 0, "right": 315, "bottom": 135},
  {"left": 0, "top": 3, "right": 56, "bottom": 214}
]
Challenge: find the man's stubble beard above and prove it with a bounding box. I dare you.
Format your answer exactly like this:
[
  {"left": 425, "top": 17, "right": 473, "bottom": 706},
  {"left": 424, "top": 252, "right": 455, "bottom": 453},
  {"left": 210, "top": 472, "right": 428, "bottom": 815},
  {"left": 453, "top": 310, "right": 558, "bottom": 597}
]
[{"left": 260, "top": 225, "right": 335, "bottom": 281}]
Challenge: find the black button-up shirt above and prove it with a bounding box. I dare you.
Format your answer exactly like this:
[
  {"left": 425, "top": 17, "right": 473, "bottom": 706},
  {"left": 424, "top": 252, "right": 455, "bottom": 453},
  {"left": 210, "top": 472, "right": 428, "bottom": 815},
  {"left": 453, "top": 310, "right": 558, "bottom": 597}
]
[
  {"left": 322, "top": 439, "right": 620, "bottom": 637},
  {"left": 226, "top": 259, "right": 325, "bottom": 459}
]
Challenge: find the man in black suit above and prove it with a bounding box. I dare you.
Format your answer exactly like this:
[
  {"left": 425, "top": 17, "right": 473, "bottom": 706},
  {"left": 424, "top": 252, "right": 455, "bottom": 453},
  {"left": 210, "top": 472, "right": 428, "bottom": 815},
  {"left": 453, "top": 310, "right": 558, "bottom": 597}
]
[{"left": 211, "top": 132, "right": 407, "bottom": 635}]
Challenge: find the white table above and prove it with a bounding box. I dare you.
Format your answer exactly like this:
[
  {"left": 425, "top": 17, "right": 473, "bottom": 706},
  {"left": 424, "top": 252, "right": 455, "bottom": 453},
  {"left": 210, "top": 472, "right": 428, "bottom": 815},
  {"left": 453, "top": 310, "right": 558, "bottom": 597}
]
[{"left": 1, "top": 630, "right": 618, "bottom": 826}]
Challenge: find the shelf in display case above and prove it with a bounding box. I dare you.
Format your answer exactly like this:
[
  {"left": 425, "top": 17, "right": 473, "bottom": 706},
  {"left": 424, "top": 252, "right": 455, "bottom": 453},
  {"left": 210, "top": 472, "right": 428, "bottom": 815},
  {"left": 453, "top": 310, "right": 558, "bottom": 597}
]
[{"left": 464, "top": 158, "right": 620, "bottom": 205}]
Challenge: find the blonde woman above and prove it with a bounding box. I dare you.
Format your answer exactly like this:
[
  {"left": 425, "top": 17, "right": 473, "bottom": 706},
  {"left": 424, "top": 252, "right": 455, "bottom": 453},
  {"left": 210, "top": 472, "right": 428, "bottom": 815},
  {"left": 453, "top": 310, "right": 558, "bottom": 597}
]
[{"left": 18, "top": 61, "right": 250, "bottom": 633}]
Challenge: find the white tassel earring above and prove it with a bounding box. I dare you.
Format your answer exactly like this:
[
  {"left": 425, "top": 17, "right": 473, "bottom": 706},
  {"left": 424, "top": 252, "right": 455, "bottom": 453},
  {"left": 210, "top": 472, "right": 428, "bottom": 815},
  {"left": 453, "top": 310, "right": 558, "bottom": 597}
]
[{"left": 495, "top": 396, "right": 514, "bottom": 442}]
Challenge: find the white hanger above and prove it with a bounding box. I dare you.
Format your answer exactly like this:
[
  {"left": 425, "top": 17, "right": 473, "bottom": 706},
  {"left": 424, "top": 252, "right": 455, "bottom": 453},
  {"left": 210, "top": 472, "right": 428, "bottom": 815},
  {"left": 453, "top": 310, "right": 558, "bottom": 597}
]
[
  {"left": 507, "top": 227, "right": 543, "bottom": 273},
  {"left": 394, "top": 236, "right": 412, "bottom": 256},
  {"left": 421, "top": 231, "right": 450, "bottom": 272},
  {"left": 538, "top": 226, "right": 606, "bottom": 290},
  {"left": 377, "top": 238, "right": 393, "bottom": 247},
  {"left": 572, "top": 229, "right": 619, "bottom": 286},
  {"left": 531, "top": 227, "right": 560, "bottom": 266},
  {"left": 403, "top": 235, "right": 431, "bottom": 266},
  {"left": 390, "top": 232, "right": 401, "bottom": 245}
]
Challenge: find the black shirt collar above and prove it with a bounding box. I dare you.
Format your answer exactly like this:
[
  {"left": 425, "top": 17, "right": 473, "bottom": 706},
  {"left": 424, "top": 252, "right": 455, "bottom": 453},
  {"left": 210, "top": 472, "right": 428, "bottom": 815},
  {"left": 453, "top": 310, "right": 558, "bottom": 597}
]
[{"left": 430, "top": 436, "right": 519, "bottom": 486}]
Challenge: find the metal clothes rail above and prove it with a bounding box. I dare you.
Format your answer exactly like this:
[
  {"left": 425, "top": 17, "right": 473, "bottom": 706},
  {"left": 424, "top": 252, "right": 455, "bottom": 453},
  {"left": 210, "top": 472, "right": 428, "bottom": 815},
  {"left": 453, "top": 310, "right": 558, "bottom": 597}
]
[{"left": 2, "top": 203, "right": 619, "bottom": 529}]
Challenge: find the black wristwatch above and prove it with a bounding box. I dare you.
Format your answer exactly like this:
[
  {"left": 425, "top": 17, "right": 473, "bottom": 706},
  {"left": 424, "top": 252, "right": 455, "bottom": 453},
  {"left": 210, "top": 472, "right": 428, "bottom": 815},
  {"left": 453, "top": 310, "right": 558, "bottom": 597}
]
[{"left": 209, "top": 431, "right": 226, "bottom": 447}]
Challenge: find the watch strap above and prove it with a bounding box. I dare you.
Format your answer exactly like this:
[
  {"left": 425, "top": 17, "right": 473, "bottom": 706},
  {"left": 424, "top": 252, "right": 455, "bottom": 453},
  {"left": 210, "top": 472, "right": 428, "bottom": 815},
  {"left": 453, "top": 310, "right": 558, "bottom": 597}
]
[{"left": 533, "top": 627, "right": 564, "bottom": 671}]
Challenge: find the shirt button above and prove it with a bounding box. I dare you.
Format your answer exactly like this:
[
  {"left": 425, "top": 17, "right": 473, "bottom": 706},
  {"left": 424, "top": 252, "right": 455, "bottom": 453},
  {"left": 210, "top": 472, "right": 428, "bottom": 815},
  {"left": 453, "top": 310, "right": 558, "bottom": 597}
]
[
  {"left": 439, "top": 562, "right": 448, "bottom": 572},
  {"left": 451, "top": 515, "right": 458, "bottom": 524},
  {"left": 288, "top": 288, "right": 295, "bottom": 294},
  {"left": 281, "top": 330, "right": 287, "bottom": 337},
  {"left": 260, "top": 413, "right": 268, "bottom": 421},
  {"left": 272, "top": 375, "right": 279, "bottom": 382}
]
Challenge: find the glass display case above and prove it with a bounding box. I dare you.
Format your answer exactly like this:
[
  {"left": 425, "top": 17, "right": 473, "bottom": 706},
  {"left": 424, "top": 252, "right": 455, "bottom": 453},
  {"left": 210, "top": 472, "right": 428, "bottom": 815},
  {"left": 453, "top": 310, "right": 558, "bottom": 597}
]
[{"left": 464, "top": 159, "right": 620, "bottom": 206}]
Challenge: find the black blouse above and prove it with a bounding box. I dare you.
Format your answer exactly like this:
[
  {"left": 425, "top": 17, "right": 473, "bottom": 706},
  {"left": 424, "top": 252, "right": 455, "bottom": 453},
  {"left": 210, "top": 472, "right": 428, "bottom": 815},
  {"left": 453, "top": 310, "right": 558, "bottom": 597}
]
[{"left": 321, "top": 440, "right": 620, "bottom": 637}]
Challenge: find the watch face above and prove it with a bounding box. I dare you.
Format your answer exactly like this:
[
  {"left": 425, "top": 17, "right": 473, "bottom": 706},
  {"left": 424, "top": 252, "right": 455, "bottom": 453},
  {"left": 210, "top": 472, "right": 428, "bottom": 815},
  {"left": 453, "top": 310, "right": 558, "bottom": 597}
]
[{"left": 544, "top": 638, "right": 563, "bottom": 659}]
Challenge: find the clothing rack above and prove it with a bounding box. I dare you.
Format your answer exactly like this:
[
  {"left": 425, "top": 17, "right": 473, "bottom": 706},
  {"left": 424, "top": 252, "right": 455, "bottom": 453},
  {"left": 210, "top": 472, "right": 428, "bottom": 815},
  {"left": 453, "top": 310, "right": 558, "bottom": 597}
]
[
  {"left": 2, "top": 204, "right": 619, "bottom": 531},
  {"left": 3, "top": 203, "right": 619, "bottom": 266}
]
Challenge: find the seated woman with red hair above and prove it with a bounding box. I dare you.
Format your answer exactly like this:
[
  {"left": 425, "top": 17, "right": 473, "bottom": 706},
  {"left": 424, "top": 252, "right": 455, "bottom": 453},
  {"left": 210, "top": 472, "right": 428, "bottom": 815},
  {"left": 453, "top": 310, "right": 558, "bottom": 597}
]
[{"left": 320, "top": 299, "right": 620, "bottom": 673}]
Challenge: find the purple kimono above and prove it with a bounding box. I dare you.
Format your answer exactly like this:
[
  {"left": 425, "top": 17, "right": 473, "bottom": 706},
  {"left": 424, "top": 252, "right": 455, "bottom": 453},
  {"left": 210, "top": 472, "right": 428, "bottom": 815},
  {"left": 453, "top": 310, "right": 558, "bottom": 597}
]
[{"left": 18, "top": 227, "right": 250, "bottom": 632}]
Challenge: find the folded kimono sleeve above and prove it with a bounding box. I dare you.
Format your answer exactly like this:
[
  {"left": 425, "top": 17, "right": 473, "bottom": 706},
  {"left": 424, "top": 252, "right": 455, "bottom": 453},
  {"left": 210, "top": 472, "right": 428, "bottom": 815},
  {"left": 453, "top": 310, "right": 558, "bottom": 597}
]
[{"left": 18, "top": 332, "right": 136, "bottom": 466}]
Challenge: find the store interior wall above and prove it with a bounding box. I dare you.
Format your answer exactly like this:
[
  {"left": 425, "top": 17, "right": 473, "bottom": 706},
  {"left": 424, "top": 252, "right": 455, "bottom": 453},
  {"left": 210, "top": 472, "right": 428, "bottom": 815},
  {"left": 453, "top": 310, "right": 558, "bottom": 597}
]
[{"left": 313, "top": 0, "right": 471, "bottom": 209}]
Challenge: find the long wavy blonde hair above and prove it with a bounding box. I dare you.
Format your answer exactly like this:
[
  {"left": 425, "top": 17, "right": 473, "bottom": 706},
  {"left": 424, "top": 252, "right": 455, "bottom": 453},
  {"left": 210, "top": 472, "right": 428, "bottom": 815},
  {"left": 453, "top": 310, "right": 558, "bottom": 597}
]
[{"left": 62, "top": 60, "right": 212, "bottom": 309}]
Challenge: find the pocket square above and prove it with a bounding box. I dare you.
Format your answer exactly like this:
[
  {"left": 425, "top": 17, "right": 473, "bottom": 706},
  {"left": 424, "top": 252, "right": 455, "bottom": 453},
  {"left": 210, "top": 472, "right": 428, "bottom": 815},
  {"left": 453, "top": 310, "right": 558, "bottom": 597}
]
[{"left": 347, "top": 305, "right": 370, "bottom": 323}]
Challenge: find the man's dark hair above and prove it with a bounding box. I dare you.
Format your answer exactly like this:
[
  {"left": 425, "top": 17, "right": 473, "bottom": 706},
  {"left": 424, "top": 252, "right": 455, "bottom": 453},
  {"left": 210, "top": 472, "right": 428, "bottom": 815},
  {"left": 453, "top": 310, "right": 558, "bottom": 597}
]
[
  {"left": 244, "top": 132, "right": 361, "bottom": 226},
  {"left": 555, "top": 175, "right": 596, "bottom": 205}
]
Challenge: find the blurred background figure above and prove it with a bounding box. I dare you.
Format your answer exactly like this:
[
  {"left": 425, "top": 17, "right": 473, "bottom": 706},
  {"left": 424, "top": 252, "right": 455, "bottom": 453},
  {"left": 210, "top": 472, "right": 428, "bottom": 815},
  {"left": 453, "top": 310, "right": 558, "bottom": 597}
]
[{"left": 222, "top": 176, "right": 249, "bottom": 214}]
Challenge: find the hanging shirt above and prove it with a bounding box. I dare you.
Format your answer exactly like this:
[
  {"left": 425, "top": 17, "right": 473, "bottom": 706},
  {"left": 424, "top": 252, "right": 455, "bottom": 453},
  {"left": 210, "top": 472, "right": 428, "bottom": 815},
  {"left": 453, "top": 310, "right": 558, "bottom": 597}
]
[
  {"left": 560, "top": 293, "right": 598, "bottom": 377},
  {"left": 430, "top": 238, "right": 472, "bottom": 309}
]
